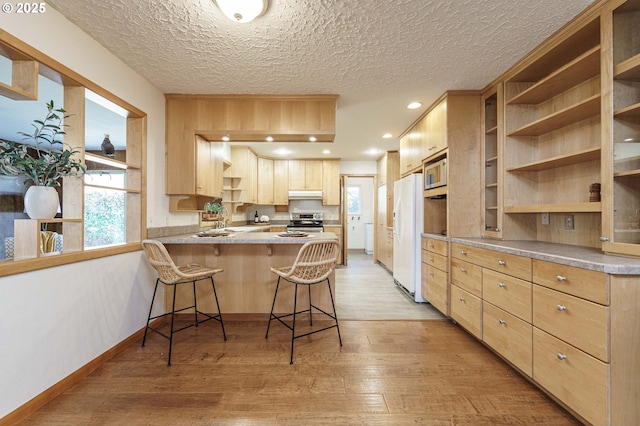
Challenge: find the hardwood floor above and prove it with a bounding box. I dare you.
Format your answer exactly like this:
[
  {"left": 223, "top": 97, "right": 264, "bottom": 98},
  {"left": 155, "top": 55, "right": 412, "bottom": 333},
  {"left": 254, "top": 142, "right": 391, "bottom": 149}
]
[{"left": 17, "top": 251, "right": 580, "bottom": 425}]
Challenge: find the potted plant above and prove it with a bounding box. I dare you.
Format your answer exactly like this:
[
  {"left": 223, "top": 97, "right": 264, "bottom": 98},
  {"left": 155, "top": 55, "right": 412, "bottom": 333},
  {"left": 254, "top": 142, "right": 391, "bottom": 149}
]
[
  {"left": 0, "top": 100, "right": 86, "bottom": 219},
  {"left": 203, "top": 201, "right": 224, "bottom": 221}
]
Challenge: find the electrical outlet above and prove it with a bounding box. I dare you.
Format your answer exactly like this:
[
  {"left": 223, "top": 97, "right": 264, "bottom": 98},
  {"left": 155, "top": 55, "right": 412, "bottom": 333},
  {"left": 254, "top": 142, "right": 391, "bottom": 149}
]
[
  {"left": 541, "top": 212, "right": 549, "bottom": 225},
  {"left": 564, "top": 214, "right": 574, "bottom": 230}
]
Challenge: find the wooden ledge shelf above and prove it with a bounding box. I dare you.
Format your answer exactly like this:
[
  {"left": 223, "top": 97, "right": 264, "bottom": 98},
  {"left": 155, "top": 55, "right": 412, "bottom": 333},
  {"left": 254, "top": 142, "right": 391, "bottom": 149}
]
[
  {"left": 614, "top": 52, "right": 640, "bottom": 80},
  {"left": 507, "top": 46, "right": 600, "bottom": 105},
  {"left": 508, "top": 95, "right": 601, "bottom": 137},
  {"left": 506, "top": 147, "right": 601, "bottom": 172},
  {"left": 505, "top": 202, "right": 601, "bottom": 214}
]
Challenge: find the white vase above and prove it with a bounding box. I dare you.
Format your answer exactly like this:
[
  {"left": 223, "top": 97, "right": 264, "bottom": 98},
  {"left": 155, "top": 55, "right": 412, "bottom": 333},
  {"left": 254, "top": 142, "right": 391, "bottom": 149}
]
[{"left": 24, "top": 186, "right": 59, "bottom": 219}]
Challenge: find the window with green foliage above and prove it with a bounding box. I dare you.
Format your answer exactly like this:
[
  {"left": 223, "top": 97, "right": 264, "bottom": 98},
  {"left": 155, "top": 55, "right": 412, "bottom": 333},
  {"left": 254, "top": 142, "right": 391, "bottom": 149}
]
[{"left": 347, "top": 185, "right": 361, "bottom": 214}]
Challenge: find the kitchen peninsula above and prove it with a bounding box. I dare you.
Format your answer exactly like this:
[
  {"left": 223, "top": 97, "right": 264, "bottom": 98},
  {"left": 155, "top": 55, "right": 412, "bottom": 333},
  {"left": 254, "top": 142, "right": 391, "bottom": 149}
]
[{"left": 156, "top": 231, "right": 339, "bottom": 315}]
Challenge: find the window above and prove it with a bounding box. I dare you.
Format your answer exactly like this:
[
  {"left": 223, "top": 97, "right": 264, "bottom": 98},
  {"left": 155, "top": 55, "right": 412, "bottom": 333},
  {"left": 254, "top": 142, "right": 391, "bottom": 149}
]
[{"left": 347, "top": 185, "right": 361, "bottom": 215}]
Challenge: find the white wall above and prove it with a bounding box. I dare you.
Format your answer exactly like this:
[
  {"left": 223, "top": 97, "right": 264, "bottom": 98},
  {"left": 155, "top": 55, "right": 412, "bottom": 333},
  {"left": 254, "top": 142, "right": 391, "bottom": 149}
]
[{"left": 0, "top": 10, "right": 165, "bottom": 418}]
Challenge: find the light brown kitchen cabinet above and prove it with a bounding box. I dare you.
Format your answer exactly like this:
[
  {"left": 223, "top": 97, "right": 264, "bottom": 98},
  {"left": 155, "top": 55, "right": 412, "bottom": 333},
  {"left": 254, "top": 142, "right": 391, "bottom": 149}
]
[
  {"left": 226, "top": 147, "right": 257, "bottom": 205},
  {"left": 257, "top": 157, "right": 274, "bottom": 205},
  {"left": 481, "top": 83, "right": 503, "bottom": 238},
  {"left": 288, "top": 160, "right": 323, "bottom": 190},
  {"left": 420, "top": 236, "right": 448, "bottom": 315},
  {"left": 322, "top": 160, "right": 340, "bottom": 205},
  {"left": 323, "top": 225, "right": 343, "bottom": 264},
  {"left": 273, "top": 160, "right": 289, "bottom": 205}
]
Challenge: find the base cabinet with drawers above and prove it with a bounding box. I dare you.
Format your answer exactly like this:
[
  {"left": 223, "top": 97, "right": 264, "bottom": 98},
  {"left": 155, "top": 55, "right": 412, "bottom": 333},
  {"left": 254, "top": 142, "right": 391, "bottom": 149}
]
[
  {"left": 450, "top": 240, "right": 640, "bottom": 425},
  {"left": 420, "top": 236, "right": 448, "bottom": 315}
]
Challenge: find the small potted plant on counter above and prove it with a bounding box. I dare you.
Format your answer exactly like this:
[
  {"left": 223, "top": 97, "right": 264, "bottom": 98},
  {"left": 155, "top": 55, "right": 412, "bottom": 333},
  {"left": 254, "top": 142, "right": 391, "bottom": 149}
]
[{"left": 203, "top": 201, "right": 224, "bottom": 221}]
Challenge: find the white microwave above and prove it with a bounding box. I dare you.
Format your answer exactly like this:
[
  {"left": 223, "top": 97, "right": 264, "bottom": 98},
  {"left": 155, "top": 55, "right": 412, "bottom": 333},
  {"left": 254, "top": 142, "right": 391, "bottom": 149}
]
[{"left": 424, "top": 158, "right": 447, "bottom": 189}]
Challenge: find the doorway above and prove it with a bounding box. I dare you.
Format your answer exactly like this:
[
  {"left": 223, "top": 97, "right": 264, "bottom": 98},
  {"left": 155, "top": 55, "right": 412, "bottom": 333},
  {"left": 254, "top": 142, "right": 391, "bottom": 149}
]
[{"left": 340, "top": 174, "right": 375, "bottom": 266}]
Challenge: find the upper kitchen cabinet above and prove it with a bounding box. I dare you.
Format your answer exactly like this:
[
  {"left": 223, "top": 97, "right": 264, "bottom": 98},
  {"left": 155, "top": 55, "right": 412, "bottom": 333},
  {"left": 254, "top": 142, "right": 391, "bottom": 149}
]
[
  {"left": 288, "top": 160, "right": 323, "bottom": 190},
  {"left": 502, "top": 14, "right": 602, "bottom": 244},
  {"left": 322, "top": 160, "right": 340, "bottom": 205},
  {"left": 257, "top": 157, "right": 274, "bottom": 205},
  {"left": 273, "top": 160, "right": 289, "bottom": 205},
  {"left": 422, "top": 91, "right": 482, "bottom": 238},
  {"left": 376, "top": 151, "right": 399, "bottom": 227},
  {"left": 165, "top": 94, "right": 337, "bottom": 197},
  {"left": 226, "top": 147, "right": 258, "bottom": 206},
  {"left": 601, "top": 0, "right": 640, "bottom": 257}
]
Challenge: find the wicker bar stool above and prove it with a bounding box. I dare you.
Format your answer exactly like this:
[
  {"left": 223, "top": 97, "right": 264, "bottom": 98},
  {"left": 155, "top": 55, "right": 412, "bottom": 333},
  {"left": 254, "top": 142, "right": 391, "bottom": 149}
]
[
  {"left": 141, "top": 239, "right": 226, "bottom": 366},
  {"left": 265, "top": 239, "right": 342, "bottom": 364}
]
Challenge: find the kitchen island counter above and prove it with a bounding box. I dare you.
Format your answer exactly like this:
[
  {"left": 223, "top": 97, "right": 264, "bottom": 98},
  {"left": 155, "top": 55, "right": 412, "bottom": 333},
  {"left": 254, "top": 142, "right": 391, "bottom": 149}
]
[{"left": 154, "top": 232, "right": 339, "bottom": 315}]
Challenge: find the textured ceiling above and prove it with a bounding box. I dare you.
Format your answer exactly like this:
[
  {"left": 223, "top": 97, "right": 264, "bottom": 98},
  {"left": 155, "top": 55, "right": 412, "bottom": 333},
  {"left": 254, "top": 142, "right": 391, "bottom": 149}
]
[{"left": 47, "top": 0, "right": 595, "bottom": 160}]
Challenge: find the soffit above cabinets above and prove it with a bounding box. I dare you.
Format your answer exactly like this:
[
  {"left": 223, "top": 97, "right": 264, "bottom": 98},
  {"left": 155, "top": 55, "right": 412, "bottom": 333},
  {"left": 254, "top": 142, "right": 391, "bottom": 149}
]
[{"left": 166, "top": 94, "right": 338, "bottom": 143}]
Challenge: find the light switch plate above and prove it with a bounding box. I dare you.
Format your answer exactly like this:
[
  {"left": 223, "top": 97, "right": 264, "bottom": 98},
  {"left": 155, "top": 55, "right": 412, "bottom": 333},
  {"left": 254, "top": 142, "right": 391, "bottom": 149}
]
[
  {"left": 541, "top": 212, "right": 549, "bottom": 225},
  {"left": 564, "top": 214, "right": 574, "bottom": 230}
]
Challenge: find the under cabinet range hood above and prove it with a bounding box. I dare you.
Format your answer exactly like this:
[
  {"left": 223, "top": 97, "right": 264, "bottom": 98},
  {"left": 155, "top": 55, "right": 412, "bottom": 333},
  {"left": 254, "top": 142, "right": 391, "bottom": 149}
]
[{"left": 288, "top": 190, "right": 323, "bottom": 200}]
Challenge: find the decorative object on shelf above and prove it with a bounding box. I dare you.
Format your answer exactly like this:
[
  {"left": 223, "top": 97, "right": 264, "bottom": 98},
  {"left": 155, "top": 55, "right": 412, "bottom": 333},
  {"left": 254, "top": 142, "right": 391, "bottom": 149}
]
[
  {"left": 589, "top": 182, "right": 601, "bottom": 202},
  {"left": 0, "top": 100, "right": 86, "bottom": 219},
  {"left": 214, "top": 0, "right": 268, "bottom": 23},
  {"left": 100, "top": 134, "right": 115, "bottom": 157}
]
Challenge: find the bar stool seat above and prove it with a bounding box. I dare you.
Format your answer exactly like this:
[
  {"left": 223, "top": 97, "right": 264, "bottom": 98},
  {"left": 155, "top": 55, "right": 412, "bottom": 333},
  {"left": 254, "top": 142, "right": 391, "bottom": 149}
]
[
  {"left": 265, "top": 239, "right": 342, "bottom": 364},
  {"left": 141, "top": 239, "right": 226, "bottom": 366}
]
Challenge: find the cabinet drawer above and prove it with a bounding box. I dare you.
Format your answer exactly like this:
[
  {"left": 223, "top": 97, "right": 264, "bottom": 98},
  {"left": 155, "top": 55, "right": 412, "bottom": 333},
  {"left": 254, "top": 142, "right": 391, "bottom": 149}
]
[
  {"left": 451, "top": 258, "right": 482, "bottom": 297},
  {"left": 483, "top": 269, "right": 532, "bottom": 322},
  {"left": 533, "top": 259, "right": 609, "bottom": 305},
  {"left": 533, "top": 328, "right": 608, "bottom": 426},
  {"left": 451, "top": 285, "right": 482, "bottom": 339},
  {"left": 533, "top": 285, "right": 609, "bottom": 362},
  {"left": 451, "top": 243, "right": 531, "bottom": 281},
  {"left": 421, "top": 250, "right": 448, "bottom": 272},
  {"left": 422, "top": 263, "right": 448, "bottom": 315},
  {"left": 421, "top": 237, "right": 448, "bottom": 257},
  {"left": 483, "top": 302, "right": 532, "bottom": 377}
]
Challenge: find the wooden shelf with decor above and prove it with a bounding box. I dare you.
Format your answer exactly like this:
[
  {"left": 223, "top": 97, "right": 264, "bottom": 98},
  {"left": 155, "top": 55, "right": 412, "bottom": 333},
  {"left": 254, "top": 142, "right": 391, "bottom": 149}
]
[
  {"left": 482, "top": 83, "right": 503, "bottom": 238},
  {"left": 13, "top": 219, "right": 83, "bottom": 260}
]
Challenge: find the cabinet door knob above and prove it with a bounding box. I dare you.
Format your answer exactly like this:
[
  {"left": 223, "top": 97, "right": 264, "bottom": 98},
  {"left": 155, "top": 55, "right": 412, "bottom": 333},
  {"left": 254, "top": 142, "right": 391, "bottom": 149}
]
[
  {"left": 459, "top": 297, "right": 465, "bottom": 302},
  {"left": 556, "top": 275, "right": 566, "bottom": 281},
  {"left": 557, "top": 353, "right": 567, "bottom": 360},
  {"left": 460, "top": 268, "right": 467, "bottom": 273},
  {"left": 498, "top": 260, "right": 506, "bottom": 266},
  {"left": 460, "top": 250, "right": 467, "bottom": 255},
  {"left": 600, "top": 236, "right": 609, "bottom": 242},
  {"left": 499, "top": 319, "right": 506, "bottom": 325},
  {"left": 557, "top": 305, "right": 567, "bottom": 311},
  {"left": 498, "top": 282, "right": 506, "bottom": 288},
  {"left": 428, "top": 243, "right": 434, "bottom": 248}
]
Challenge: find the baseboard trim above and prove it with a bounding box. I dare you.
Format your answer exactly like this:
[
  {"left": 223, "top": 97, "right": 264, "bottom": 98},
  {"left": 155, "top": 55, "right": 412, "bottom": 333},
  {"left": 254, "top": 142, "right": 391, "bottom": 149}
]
[{"left": 0, "top": 318, "right": 164, "bottom": 426}]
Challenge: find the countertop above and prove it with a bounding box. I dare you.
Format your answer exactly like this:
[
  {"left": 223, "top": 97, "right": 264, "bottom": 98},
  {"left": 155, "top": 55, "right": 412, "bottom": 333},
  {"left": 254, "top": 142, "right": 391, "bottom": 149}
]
[
  {"left": 420, "top": 234, "right": 640, "bottom": 275},
  {"left": 157, "top": 231, "right": 339, "bottom": 245}
]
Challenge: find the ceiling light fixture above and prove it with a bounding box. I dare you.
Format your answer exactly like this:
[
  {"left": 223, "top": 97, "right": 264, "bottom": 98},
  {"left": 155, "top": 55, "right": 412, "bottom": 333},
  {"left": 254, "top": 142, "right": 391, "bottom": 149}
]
[
  {"left": 266, "top": 136, "right": 274, "bottom": 142},
  {"left": 309, "top": 136, "right": 317, "bottom": 142},
  {"left": 214, "top": 0, "right": 268, "bottom": 23},
  {"left": 407, "top": 102, "right": 422, "bottom": 110},
  {"left": 222, "top": 135, "right": 230, "bottom": 142},
  {"left": 383, "top": 133, "right": 393, "bottom": 139},
  {"left": 322, "top": 150, "right": 330, "bottom": 154}
]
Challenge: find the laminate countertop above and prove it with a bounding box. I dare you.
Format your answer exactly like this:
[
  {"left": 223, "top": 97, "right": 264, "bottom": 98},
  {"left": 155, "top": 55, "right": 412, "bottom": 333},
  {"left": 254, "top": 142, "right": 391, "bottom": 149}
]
[
  {"left": 443, "top": 236, "right": 640, "bottom": 275},
  {"left": 157, "top": 231, "right": 339, "bottom": 245}
]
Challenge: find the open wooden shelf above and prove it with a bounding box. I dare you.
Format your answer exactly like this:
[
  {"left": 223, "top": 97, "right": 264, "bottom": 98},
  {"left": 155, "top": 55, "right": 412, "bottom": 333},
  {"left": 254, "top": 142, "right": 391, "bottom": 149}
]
[
  {"left": 614, "top": 102, "right": 640, "bottom": 120},
  {"left": 614, "top": 168, "right": 640, "bottom": 178},
  {"left": 508, "top": 95, "right": 601, "bottom": 137},
  {"left": 507, "top": 46, "right": 601, "bottom": 105},
  {"left": 507, "top": 147, "right": 601, "bottom": 172},
  {"left": 486, "top": 125, "right": 498, "bottom": 135},
  {"left": 424, "top": 186, "right": 448, "bottom": 199},
  {"left": 505, "top": 202, "right": 601, "bottom": 214},
  {"left": 485, "top": 182, "right": 498, "bottom": 188},
  {"left": 486, "top": 156, "right": 498, "bottom": 163},
  {"left": 614, "top": 52, "right": 640, "bottom": 80}
]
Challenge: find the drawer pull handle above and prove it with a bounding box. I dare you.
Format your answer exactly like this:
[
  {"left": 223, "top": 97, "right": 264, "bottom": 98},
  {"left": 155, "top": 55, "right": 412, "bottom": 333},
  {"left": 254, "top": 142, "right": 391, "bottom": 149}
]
[
  {"left": 557, "top": 305, "right": 567, "bottom": 311},
  {"left": 498, "top": 260, "right": 506, "bottom": 266},
  {"left": 499, "top": 319, "right": 506, "bottom": 325},
  {"left": 557, "top": 353, "right": 567, "bottom": 360},
  {"left": 460, "top": 268, "right": 467, "bottom": 273},
  {"left": 459, "top": 297, "right": 465, "bottom": 302},
  {"left": 460, "top": 250, "right": 467, "bottom": 255},
  {"left": 428, "top": 243, "right": 434, "bottom": 248},
  {"left": 556, "top": 275, "right": 566, "bottom": 281},
  {"left": 498, "top": 282, "right": 506, "bottom": 288}
]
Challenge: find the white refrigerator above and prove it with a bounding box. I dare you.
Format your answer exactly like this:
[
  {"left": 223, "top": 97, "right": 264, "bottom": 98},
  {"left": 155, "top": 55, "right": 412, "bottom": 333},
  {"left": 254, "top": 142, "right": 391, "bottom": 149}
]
[{"left": 392, "top": 173, "right": 427, "bottom": 303}]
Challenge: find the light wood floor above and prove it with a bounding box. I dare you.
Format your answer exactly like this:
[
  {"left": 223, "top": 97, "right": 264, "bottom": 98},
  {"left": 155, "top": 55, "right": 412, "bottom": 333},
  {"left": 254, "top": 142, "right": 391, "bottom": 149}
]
[{"left": 17, "top": 251, "right": 580, "bottom": 425}]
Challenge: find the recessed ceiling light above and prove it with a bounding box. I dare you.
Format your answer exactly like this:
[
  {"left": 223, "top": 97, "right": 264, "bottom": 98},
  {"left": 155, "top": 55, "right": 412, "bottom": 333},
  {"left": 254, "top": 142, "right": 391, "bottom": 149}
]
[
  {"left": 383, "top": 133, "right": 393, "bottom": 139},
  {"left": 322, "top": 150, "right": 330, "bottom": 154},
  {"left": 367, "top": 148, "right": 379, "bottom": 155},
  {"left": 275, "top": 148, "right": 291, "bottom": 156},
  {"left": 222, "top": 135, "right": 230, "bottom": 141},
  {"left": 309, "top": 136, "right": 317, "bottom": 142},
  {"left": 266, "top": 136, "right": 274, "bottom": 142},
  {"left": 407, "top": 102, "right": 422, "bottom": 110}
]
